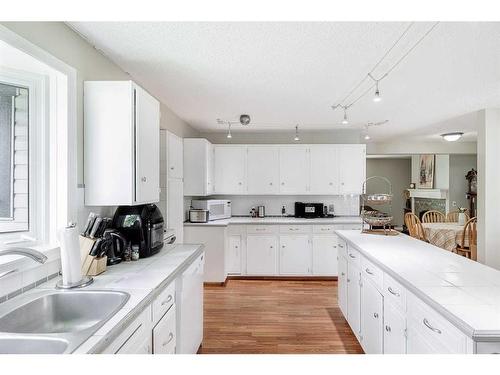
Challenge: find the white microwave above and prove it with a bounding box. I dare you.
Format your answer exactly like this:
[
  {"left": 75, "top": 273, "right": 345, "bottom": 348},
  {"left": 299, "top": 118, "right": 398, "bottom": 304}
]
[{"left": 191, "top": 200, "right": 231, "bottom": 221}]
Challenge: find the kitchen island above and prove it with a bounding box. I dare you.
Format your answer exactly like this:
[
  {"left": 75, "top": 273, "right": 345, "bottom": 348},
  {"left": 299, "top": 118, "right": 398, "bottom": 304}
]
[{"left": 336, "top": 230, "right": 500, "bottom": 354}]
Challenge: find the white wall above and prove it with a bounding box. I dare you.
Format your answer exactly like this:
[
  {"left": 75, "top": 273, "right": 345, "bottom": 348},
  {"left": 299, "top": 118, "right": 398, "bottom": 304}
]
[
  {"left": 449, "top": 154, "right": 477, "bottom": 210},
  {"left": 368, "top": 140, "right": 477, "bottom": 155},
  {"left": 410, "top": 154, "right": 449, "bottom": 189}
]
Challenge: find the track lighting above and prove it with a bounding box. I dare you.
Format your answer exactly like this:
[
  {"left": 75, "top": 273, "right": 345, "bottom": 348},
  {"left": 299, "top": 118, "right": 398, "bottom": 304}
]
[
  {"left": 364, "top": 134, "right": 371, "bottom": 141},
  {"left": 341, "top": 107, "right": 349, "bottom": 125},
  {"left": 226, "top": 123, "right": 232, "bottom": 139},
  {"left": 373, "top": 81, "right": 382, "bottom": 102},
  {"left": 441, "top": 132, "right": 463, "bottom": 142},
  {"left": 294, "top": 125, "right": 300, "bottom": 141}
]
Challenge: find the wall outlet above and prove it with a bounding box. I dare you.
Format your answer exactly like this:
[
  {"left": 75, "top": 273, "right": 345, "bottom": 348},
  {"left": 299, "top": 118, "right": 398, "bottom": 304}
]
[{"left": 452, "top": 201, "right": 457, "bottom": 207}]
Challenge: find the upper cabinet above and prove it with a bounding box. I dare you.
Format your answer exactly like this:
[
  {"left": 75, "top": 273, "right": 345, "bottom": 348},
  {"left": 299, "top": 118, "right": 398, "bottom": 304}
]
[
  {"left": 310, "top": 145, "right": 340, "bottom": 194},
  {"left": 247, "top": 146, "right": 280, "bottom": 194},
  {"left": 214, "top": 146, "right": 247, "bottom": 194},
  {"left": 84, "top": 81, "right": 160, "bottom": 206},
  {"left": 167, "top": 131, "right": 183, "bottom": 179},
  {"left": 183, "top": 138, "right": 214, "bottom": 196},
  {"left": 339, "top": 145, "right": 366, "bottom": 194},
  {"left": 279, "top": 146, "right": 309, "bottom": 194}
]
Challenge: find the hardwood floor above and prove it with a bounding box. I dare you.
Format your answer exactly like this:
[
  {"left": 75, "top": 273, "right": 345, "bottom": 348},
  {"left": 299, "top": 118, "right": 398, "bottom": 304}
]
[{"left": 200, "top": 279, "right": 363, "bottom": 354}]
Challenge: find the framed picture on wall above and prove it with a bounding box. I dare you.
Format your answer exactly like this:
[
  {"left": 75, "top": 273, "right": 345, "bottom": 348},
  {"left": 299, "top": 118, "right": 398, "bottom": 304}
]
[{"left": 418, "top": 154, "right": 435, "bottom": 189}]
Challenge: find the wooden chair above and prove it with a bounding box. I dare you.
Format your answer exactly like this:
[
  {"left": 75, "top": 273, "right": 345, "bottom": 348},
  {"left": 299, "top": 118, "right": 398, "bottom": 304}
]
[
  {"left": 422, "top": 210, "right": 446, "bottom": 223},
  {"left": 446, "top": 210, "right": 470, "bottom": 223},
  {"left": 455, "top": 217, "right": 477, "bottom": 261},
  {"left": 405, "top": 212, "right": 428, "bottom": 242}
]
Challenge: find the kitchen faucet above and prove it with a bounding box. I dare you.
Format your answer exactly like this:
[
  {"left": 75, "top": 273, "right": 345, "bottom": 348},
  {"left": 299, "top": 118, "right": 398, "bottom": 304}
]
[{"left": 0, "top": 247, "right": 48, "bottom": 263}]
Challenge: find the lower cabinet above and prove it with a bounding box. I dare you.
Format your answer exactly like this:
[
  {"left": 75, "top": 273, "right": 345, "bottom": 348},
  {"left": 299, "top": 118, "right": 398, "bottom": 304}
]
[
  {"left": 279, "top": 235, "right": 311, "bottom": 275},
  {"left": 406, "top": 325, "right": 436, "bottom": 354},
  {"left": 347, "top": 262, "right": 361, "bottom": 339},
  {"left": 312, "top": 235, "right": 338, "bottom": 276},
  {"left": 338, "top": 255, "right": 348, "bottom": 317},
  {"left": 383, "top": 301, "right": 407, "bottom": 354},
  {"left": 247, "top": 235, "right": 277, "bottom": 275},
  {"left": 360, "top": 277, "right": 383, "bottom": 354},
  {"left": 153, "top": 305, "right": 176, "bottom": 354},
  {"left": 227, "top": 235, "right": 242, "bottom": 275}
]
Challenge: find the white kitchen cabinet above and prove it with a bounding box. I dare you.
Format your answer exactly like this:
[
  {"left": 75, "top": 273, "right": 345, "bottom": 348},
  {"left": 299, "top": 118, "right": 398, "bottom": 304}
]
[
  {"left": 167, "top": 131, "right": 183, "bottom": 179},
  {"left": 183, "top": 138, "right": 214, "bottom": 196},
  {"left": 84, "top": 80, "right": 160, "bottom": 206},
  {"left": 384, "top": 301, "right": 407, "bottom": 354},
  {"left": 279, "top": 235, "right": 311, "bottom": 275},
  {"left": 312, "top": 235, "right": 338, "bottom": 276},
  {"left": 247, "top": 146, "right": 280, "bottom": 194},
  {"left": 214, "top": 146, "right": 247, "bottom": 194},
  {"left": 338, "top": 255, "right": 348, "bottom": 317},
  {"left": 247, "top": 235, "right": 277, "bottom": 275},
  {"left": 339, "top": 145, "right": 366, "bottom": 194},
  {"left": 309, "top": 145, "right": 339, "bottom": 194},
  {"left": 360, "top": 277, "right": 384, "bottom": 354},
  {"left": 167, "top": 178, "right": 184, "bottom": 243},
  {"left": 153, "top": 305, "right": 176, "bottom": 354},
  {"left": 347, "top": 262, "right": 361, "bottom": 339},
  {"left": 279, "top": 146, "right": 309, "bottom": 194},
  {"left": 227, "top": 235, "right": 242, "bottom": 275},
  {"left": 406, "top": 325, "right": 436, "bottom": 354}
]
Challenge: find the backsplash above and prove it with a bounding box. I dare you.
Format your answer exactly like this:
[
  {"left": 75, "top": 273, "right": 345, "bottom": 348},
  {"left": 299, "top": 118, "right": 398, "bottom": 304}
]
[{"left": 186, "top": 195, "right": 360, "bottom": 217}]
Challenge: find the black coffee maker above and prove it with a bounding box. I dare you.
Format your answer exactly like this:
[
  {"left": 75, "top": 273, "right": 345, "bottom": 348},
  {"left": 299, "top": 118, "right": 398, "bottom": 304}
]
[{"left": 100, "top": 229, "right": 130, "bottom": 266}]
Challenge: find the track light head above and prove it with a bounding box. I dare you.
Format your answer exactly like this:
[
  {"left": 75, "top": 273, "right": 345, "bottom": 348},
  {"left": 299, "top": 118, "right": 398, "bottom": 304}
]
[
  {"left": 341, "top": 107, "right": 349, "bottom": 125},
  {"left": 373, "top": 81, "right": 382, "bottom": 102},
  {"left": 294, "top": 125, "right": 300, "bottom": 141}
]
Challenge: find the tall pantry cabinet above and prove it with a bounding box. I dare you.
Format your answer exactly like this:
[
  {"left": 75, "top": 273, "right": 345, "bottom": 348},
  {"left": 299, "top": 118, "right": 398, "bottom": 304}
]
[{"left": 84, "top": 81, "right": 160, "bottom": 206}]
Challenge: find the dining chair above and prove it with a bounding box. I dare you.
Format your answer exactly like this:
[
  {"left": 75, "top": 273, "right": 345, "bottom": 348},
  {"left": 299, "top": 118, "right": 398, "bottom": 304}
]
[
  {"left": 455, "top": 217, "right": 477, "bottom": 260},
  {"left": 422, "top": 210, "right": 446, "bottom": 223},
  {"left": 446, "top": 210, "right": 471, "bottom": 223},
  {"left": 405, "top": 212, "right": 428, "bottom": 242}
]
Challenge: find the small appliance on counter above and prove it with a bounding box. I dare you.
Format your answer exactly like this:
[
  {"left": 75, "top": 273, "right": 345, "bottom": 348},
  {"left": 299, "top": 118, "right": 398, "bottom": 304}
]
[
  {"left": 191, "top": 199, "right": 231, "bottom": 221},
  {"left": 112, "top": 204, "right": 164, "bottom": 259},
  {"left": 257, "top": 206, "right": 265, "bottom": 218},
  {"left": 294, "top": 202, "right": 325, "bottom": 218},
  {"left": 189, "top": 209, "right": 210, "bottom": 223}
]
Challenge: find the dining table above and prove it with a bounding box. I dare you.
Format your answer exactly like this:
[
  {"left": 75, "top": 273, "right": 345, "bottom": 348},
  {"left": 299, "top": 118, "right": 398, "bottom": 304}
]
[{"left": 421, "top": 222, "right": 467, "bottom": 252}]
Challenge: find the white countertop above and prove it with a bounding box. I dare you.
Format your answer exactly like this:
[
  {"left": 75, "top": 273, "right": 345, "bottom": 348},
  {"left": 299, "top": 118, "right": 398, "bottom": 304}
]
[
  {"left": 184, "top": 216, "right": 362, "bottom": 227},
  {"left": 335, "top": 230, "right": 500, "bottom": 341},
  {"left": 30, "top": 243, "right": 204, "bottom": 353}
]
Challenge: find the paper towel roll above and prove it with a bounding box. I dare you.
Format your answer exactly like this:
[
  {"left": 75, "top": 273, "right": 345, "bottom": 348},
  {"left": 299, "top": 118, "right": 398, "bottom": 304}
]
[{"left": 58, "top": 224, "right": 83, "bottom": 285}]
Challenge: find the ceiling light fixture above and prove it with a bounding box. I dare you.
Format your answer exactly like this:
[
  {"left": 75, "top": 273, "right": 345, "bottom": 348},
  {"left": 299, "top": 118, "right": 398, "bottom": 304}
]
[
  {"left": 226, "top": 123, "right": 232, "bottom": 139},
  {"left": 341, "top": 107, "right": 349, "bottom": 125},
  {"left": 441, "top": 132, "right": 463, "bottom": 142},
  {"left": 294, "top": 125, "right": 300, "bottom": 141},
  {"left": 368, "top": 73, "right": 382, "bottom": 103}
]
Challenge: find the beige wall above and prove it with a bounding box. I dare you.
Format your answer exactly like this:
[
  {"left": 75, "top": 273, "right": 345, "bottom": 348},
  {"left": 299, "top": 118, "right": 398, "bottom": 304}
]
[
  {"left": 1, "top": 22, "right": 198, "bottom": 185},
  {"left": 449, "top": 154, "right": 477, "bottom": 210}
]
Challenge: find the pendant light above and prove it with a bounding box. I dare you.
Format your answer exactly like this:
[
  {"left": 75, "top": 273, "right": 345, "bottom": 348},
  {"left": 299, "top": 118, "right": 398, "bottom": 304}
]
[
  {"left": 294, "top": 125, "right": 300, "bottom": 141},
  {"left": 226, "top": 123, "right": 232, "bottom": 139},
  {"left": 341, "top": 107, "right": 349, "bottom": 125}
]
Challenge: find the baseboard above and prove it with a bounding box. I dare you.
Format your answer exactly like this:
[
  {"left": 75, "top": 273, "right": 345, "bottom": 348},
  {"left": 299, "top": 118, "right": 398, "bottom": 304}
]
[
  {"left": 204, "top": 280, "right": 227, "bottom": 287},
  {"left": 226, "top": 275, "right": 338, "bottom": 281}
]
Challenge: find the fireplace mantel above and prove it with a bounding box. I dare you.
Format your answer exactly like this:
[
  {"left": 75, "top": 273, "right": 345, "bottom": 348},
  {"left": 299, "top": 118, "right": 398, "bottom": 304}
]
[{"left": 408, "top": 188, "right": 448, "bottom": 200}]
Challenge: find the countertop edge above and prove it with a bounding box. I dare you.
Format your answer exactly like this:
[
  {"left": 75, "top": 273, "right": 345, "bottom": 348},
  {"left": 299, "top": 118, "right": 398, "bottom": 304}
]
[
  {"left": 84, "top": 244, "right": 205, "bottom": 354},
  {"left": 334, "top": 231, "right": 481, "bottom": 341},
  {"left": 184, "top": 216, "right": 362, "bottom": 227}
]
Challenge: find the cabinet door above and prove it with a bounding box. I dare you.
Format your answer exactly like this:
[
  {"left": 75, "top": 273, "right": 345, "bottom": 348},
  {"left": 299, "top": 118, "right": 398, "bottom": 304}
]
[
  {"left": 214, "top": 146, "right": 247, "bottom": 194},
  {"left": 312, "top": 235, "right": 339, "bottom": 276},
  {"left": 153, "top": 307, "right": 176, "bottom": 354},
  {"left": 360, "top": 277, "right": 384, "bottom": 354},
  {"left": 384, "top": 301, "right": 407, "bottom": 354},
  {"left": 227, "top": 235, "right": 242, "bottom": 275},
  {"left": 339, "top": 145, "right": 366, "bottom": 194},
  {"left": 246, "top": 235, "right": 277, "bottom": 275},
  {"left": 310, "top": 146, "right": 339, "bottom": 194},
  {"left": 206, "top": 143, "right": 214, "bottom": 194},
  {"left": 167, "top": 178, "right": 184, "bottom": 243},
  {"left": 347, "top": 263, "right": 361, "bottom": 338},
  {"left": 135, "top": 85, "right": 160, "bottom": 203},
  {"left": 279, "top": 235, "right": 311, "bottom": 275},
  {"left": 338, "top": 255, "right": 348, "bottom": 318},
  {"left": 407, "top": 326, "right": 436, "bottom": 354},
  {"left": 279, "top": 146, "right": 309, "bottom": 193},
  {"left": 247, "top": 146, "right": 279, "bottom": 194},
  {"left": 167, "top": 131, "right": 183, "bottom": 179}
]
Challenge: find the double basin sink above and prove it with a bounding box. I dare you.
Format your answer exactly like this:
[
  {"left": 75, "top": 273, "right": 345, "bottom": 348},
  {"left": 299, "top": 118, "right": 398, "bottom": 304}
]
[{"left": 0, "top": 290, "right": 130, "bottom": 354}]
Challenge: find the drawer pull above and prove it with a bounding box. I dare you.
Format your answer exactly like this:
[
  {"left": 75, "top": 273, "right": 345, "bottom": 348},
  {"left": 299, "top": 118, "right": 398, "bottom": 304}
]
[
  {"left": 387, "top": 286, "right": 400, "bottom": 297},
  {"left": 349, "top": 253, "right": 356, "bottom": 259},
  {"left": 321, "top": 228, "right": 330, "bottom": 231},
  {"left": 341, "top": 272, "right": 345, "bottom": 276},
  {"left": 385, "top": 325, "right": 391, "bottom": 332},
  {"left": 162, "top": 332, "right": 174, "bottom": 347},
  {"left": 373, "top": 312, "right": 379, "bottom": 319},
  {"left": 161, "top": 295, "right": 173, "bottom": 306},
  {"left": 338, "top": 244, "right": 344, "bottom": 248},
  {"left": 423, "top": 318, "right": 442, "bottom": 334},
  {"left": 347, "top": 278, "right": 350, "bottom": 283},
  {"left": 365, "top": 268, "right": 374, "bottom": 275}
]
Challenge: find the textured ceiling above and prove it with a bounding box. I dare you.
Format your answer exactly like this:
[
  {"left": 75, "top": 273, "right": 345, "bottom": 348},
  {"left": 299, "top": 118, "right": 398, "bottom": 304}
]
[{"left": 68, "top": 22, "right": 500, "bottom": 141}]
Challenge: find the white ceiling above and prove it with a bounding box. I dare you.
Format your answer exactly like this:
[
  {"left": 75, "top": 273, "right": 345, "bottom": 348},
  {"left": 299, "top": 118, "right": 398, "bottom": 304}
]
[{"left": 69, "top": 22, "right": 500, "bottom": 142}]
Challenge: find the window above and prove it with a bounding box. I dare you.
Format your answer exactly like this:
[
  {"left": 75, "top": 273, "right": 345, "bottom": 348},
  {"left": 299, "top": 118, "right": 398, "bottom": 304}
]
[{"left": 0, "top": 81, "right": 29, "bottom": 233}]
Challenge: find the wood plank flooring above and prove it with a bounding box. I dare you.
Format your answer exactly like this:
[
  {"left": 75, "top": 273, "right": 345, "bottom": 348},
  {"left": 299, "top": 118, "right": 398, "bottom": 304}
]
[{"left": 200, "top": 279, "right": 363, "bottom": 354}]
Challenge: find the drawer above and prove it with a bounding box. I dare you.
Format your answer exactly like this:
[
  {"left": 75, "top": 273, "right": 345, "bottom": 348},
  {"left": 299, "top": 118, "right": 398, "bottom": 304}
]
[
  {"left": 407, "top": 293, "right": 468, "bottom": 353},
  {"left": 247, "top": 225, "right": 278, "bottom": 234},
  {"left": 346, "top": 246, "right": 361, "bottom": 268},
  {"left": 227, "top": 225, "right": 246, "bottom": 235},
  {"left": 383, "top": 273, "right": 407, "bottom": 312},
  {"left": 152, "top": 281, "right": 176, "bottom": 324},
  {"left": 476, "top": 341, "right": 500, "bottom": 354},
  {"left": 361, "top": 256, "right": 383, "bottom": 291},
  {"left": 338, "top": 239, "right": 347, "bottom": 258},
  {"left": 342, "top": 224, "right": 362, "bottom": 230},
  {"left": 153, "top": 303, "right": 176, "bottom": 354},
  {"left": 313, "top": 225, "right": 341, "bottom": 234},
  {"left": 279, "top": 225, "right": 312, "bottom": 234}
]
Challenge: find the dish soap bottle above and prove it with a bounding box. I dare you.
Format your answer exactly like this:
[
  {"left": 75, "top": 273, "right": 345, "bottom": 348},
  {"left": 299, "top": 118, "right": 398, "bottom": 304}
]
[{"left": 282, "top": 205, "right": 286, "bottom": 216}]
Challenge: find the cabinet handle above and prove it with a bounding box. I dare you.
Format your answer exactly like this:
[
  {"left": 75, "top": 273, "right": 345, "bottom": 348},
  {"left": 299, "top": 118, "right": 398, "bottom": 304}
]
[
  {"left": 329, "top": 182, "right": 333, "bottom": 186},
  {"left": 269, "top": 182, "right": 273, "bottom": 185},
  {"left": 341, "top": 272, "right": 345, "bottom": 276},
  {"left": 388, "top": 286, "right": 400, "bottom": 297},
  {"left": 338, "top": 244, "right": 344, "bottom": 248},
  {"left": 423, "top": 318, "right": 442, "bottom": 334},
  {"left": 385, "top": 325, "right": 391, "bottom": 332},
  {"left": 141, "top": 177, "right": 147, "bottom": 182},
  {"left": 373, "top": 312, "right": 379, "bottom": 319},
  {"left": 281, "top": 182, "right": 285, "bottom": 185},
  {"left": 365, "top": 268, "right": 374, "bottom": 275},
  {"left": 162, "top": 332, "right": 174, "bottom": 347},
  {"left": 170, "top": 167, "right": 174, "bottom": 170},
  {"left": 238, "top": 182, "right": 242, "bottom": 185},
  {"left": 270, "top": 246, "right": 273, "bottom": 249},
  {"left": 347, "top": 278, "right": 350, "bottom": 283},
  {"left": 282, "top": 245, "right": 286, "bottom": 248},
  {"left": 349, "top": 253, "right": 356, "bottom": 259},
  {"left": 161, "top": 295, "right": 173, "bottom": 306},
  {"left": 235, "top": 245, "right": 239, "bottom": 249},
  {"left": 321, "top": 228, "right": 330, "bottom": 231}
]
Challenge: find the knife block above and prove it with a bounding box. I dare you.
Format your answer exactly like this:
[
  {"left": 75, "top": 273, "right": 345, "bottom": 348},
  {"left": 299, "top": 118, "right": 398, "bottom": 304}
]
[{"left": 80, "top": 235, "right": 107, "bottom": 276}]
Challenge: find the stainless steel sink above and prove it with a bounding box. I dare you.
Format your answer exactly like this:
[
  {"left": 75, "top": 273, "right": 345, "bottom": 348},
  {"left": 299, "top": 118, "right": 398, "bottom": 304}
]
[{"left": 0, "top": 290, "right": 130, "bottom": 353}]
